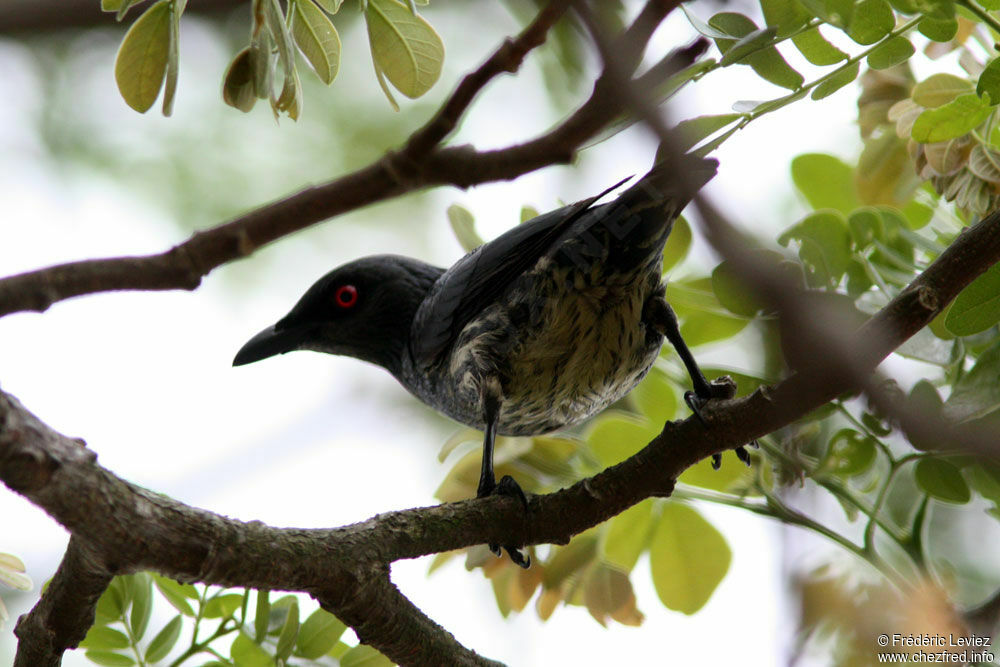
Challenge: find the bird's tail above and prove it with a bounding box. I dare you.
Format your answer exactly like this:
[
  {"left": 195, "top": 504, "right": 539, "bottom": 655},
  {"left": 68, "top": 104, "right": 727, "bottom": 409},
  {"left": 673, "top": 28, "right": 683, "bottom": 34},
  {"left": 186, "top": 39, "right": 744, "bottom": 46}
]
[
  {"left": 625, "top": 152, "right": 719, "bottom": 213},
  {"left": 551, "top": 151, "right": 717, "bottom": 276}
]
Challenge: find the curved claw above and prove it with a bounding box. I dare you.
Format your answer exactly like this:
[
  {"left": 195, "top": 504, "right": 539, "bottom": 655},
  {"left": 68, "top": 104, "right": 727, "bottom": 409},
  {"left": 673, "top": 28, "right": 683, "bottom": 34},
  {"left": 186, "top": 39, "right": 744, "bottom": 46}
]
[
  {"left": 486, "top": 475, "right": 531, "bottom": 569},
  {"left": 685, "top": 390, "right": 709, "bottom": 427},
  {"left": 711, "top": 453, "right": 722, "bottom": 470},
  {"left": 735, "top": 446, "right": 752, "bottom": 467}
]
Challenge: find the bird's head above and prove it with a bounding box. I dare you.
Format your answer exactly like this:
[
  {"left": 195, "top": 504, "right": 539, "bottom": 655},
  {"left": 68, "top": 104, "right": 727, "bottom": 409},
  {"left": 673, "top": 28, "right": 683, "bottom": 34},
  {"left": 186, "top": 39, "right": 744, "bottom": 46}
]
[{"left": 232, "top": 255, "right": 442, "bottom": 375}]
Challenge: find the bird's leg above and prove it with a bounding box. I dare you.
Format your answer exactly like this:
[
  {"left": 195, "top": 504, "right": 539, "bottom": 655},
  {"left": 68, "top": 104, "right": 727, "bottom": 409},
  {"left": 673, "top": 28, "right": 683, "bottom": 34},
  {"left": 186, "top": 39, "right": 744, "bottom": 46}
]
[
  {"left": 645, "top": 295, "right": 751, "bottom": 469},
  {"left": 477, "top": 377, "right": 531, "bottom": 569}
]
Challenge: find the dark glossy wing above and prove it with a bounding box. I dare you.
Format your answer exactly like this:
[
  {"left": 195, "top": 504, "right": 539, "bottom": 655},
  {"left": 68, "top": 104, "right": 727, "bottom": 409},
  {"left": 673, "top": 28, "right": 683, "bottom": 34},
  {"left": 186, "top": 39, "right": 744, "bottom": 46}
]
[{"left": 409, "top": 179, "right": 630, "bottom": 370}]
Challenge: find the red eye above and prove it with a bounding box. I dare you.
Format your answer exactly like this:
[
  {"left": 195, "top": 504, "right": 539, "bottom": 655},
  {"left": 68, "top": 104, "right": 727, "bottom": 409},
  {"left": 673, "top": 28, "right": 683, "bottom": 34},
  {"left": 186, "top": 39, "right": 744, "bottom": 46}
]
[{"left": 334, "top": 284, "right": 358, "bottom": 309}]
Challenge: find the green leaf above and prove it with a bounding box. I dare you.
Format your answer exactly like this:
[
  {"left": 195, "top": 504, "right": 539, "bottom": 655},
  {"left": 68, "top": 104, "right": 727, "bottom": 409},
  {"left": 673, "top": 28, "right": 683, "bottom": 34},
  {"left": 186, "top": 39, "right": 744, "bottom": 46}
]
[
  {"left": 114, "top": 0, "right": 170, "bottom": 113},
  {"left": 230, "top": 631, "right": 273, "bottom": 667},
  {"left": 203, "top": 593, "right": 243, "bottom": 619},
  {"left": 945, "top": 340, "right": 1000, "bottom": 421},
  {"left": 912, "top": 73, "right": 973, "bottom": 108},
  {"left": 979, "top": 58, "right": 1000, "bottom": 105},
  {"left": 630, "top": 366, "right": 676, "bottom": 424},
  {"left": 848, "top": 0, "right": 894, "bottom": 44},
  {"left": 866, "top": 36, "right": 915, "bottom": 70},
  {"left": 744, "top": 45, "right": 805, "bottom": 90},
  {"left": 681, "top": 6, "right": 735, "bottom": 39},
  {"left": 678, "top": 454, "right": 753, "bottom": 492},
  {"left": 848, "top": 208, "right": 883, "bottom": 248},
  {"left": 314, "top": 0, "right": 343, "bottom": 13},
  {"left": 341, "top": 644, "right": 394, "bottom": 667},
  {"left": 918, "top": 16, "right": 958, "bottom": 42},
  {"left": 903, "top": 199, "right": 934, "bottom": 229},
  {"left": 649, "top": 503, "right": 731, "bottom": 614},
  {"left": 846, "top": 257, "right": 873, "bottom": 296},
  {"left": 662, "top": 216, "right": 692, "bottom": 273},
  {"left": 293, "top": 0, "right": 342, "bottom": 85},
  {"left": 666, "top": 279, "right": 750, "bottom": 345},
  {"left": 543, "top": 535, "right": 599, "bottom": 589},
  {"left": 760, "top": 0, "right": 811, "bottom": 37},
  {"left": 95, "top": 581, "right": 127, "bottom": 624},
  {"left": 152, "top": 575, "right": 195, "bottom": 617},
  {"left": 708, "top": 13, "right": 804, "bottom": 90},
  {"left": 586, "top": 413, "right": 658, "bottom": 468},
  {"left": 791, "top": 154, "right": 860, "bottom": 214},
  {"left": 966, "top": 463, "right": 1000, "bottom": 505},
  {"left": 80, "top": 626, "right": 131, "bottom": 650},
  {"left": 811, "top": 61, "right": 860, "bottom": 100},
  {"left": 84, "top": 651, "right": 136, "bottom": 667},
  {"left": 718, "top": 27, "right": 779, "bottom": 66},
  {"left": 824, "top": 0, "right": 855, "bottom": 27},
  {"left": 915, "top": 458, "right": 971, "bottom": 503},
  {"left": 275, "top": 599, "right": 300, "bottom": 661},
  {"left": 823, "top": 429, "right": 877, "bottom": 476},
  {"left": 675, "top": 114, "right": 742, "bottom": 152},
  {"left": 145, "top": 616, "right": 182, "bottom": 663},
  {"left": 127, "top": 573, "right": 153, "bottom": 641},
  {"left": 778, "top": 211, "right": 852, "bottom": 287},
  {"left": 602, "top": 499, "right": 654, "bottom": 572},
  {"left": 792, "top": 26, "right": 848, "bottom": 66},
  {"left": 712, "top": 258, "right": 766, "bottom": 317},
  {"left": 109, "top": 0, "right": 150, "bottom": 20},
  {"left": 447, "top": 204, "right": 484, "bottom": 252},
  {"left": 296, "top": 609, "right": 347, "bottom": 659},
  {"left": 366, "top": 0, "right": 443, "bottom": 100},
  {"left": 678, "top": 309, "right": 749, "bottom": 346},
  {"left": 945, "top": 262, "right": 1000, "bottom": 336},
  {"left": 920, "top": 0, "right": 956, "bottom": 20}
]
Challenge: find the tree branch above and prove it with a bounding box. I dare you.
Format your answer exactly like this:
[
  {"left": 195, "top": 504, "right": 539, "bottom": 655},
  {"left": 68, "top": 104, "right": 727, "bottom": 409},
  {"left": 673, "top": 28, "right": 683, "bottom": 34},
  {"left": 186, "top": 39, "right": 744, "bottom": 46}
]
[
  {"left": 0, "top": 0, "right": 699, "bottom": 320},
  {"left": 0, "top": 0, "right": 243, "bottom": 35},
  {"left": 4, "top": 209, "right": 1000, "bottom": 665}
]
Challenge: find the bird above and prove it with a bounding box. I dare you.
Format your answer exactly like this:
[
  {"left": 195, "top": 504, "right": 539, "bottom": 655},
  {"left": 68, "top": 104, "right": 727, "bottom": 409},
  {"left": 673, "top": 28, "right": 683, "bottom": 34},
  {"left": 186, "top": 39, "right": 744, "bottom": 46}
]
[{"left": 233, "top": 152, "right": 747, "bottom": 567}]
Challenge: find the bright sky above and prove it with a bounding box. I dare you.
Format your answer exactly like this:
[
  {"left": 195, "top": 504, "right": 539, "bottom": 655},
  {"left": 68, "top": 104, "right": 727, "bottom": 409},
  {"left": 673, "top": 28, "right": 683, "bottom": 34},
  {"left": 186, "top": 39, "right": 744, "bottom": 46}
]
[{"left": 0, "top": 3, "right": 876, "bottom": 665}]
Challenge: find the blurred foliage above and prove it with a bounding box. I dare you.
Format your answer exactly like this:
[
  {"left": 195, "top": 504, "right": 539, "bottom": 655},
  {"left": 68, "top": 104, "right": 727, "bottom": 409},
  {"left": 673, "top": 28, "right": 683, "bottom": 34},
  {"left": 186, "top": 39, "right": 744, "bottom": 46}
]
[
  {"left": 72, "top": 572, "right": 386, "bottom": 665},
  {"left": 420, "top": 0, "right": 1000, "bottom": 653},
  {"left": 8, "top": 0, "right": 1000, "bottom": 664},
  {"left": 107, "top": 0, "right": 442, "bottom": 117},
  {"left": 0, "top": 552, "right": 32, "bottom": 631}
]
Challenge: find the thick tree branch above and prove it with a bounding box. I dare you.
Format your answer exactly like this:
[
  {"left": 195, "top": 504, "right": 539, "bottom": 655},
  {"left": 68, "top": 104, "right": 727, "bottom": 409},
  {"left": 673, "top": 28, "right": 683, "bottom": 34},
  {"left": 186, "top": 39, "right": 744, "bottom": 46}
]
[
  {"left": 11, "top": 1, "right": 1000, "bottom": 664},
  {"left": 0, "top": 0, "right": 698, "bottom": 320},
  {"left": 0, "top": 0, "right": 243, "bottom": 35},
  {"left": 4, "top": 209, "right": 1000, "bottom": 665}
]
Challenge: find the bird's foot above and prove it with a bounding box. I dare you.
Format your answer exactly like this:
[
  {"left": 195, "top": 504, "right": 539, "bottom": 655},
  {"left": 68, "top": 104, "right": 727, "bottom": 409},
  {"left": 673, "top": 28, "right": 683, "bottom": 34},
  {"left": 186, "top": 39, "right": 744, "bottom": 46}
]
[
  {"left": 685, "top": 377, "right": 756, "bottom": 470},
  {"left": 683, "top": 376, "right": 737, "bottom": 426},
  {"left": 711, "top": 440, "right": 758, "bottom": 470},
  {"left": 477, "top": 474, "right": 531, "bottom": 569}
]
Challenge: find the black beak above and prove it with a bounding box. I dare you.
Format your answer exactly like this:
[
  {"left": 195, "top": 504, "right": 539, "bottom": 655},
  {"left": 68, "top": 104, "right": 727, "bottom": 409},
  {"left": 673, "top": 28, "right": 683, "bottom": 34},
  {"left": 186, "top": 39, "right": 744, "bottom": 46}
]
[{"left": 232, "top": 324, "right": 313, "bottom": 366}]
